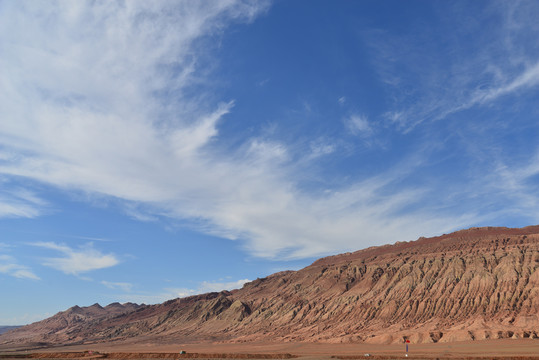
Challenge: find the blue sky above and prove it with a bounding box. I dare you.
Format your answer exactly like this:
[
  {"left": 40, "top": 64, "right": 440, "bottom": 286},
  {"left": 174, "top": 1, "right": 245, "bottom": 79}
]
[{"left": 1, "top": 0, "right": 539, "bottom": 325}]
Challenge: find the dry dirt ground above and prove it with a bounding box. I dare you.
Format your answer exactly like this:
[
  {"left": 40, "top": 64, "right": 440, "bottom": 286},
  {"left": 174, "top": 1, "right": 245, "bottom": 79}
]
[{"left": 1, "top": 339, "right": 538, "bottom": 360}]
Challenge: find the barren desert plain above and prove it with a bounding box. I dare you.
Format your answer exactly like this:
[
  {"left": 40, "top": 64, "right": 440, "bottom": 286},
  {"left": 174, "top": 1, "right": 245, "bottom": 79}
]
[{"left": 1, "top": 339, "right": 539, "bottom": 359}]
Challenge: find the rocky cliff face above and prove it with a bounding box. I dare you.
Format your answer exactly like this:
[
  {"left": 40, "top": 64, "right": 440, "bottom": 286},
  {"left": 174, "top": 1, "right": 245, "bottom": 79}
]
[{"left": 1, "top": 226, "right": 538, "bottom": 347}]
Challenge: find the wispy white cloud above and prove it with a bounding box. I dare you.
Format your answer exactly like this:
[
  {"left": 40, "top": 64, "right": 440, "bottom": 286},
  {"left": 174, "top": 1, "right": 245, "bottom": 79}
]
[
  {"left": 466, "top": 61, "right": 539, "bottom": 107},
  {"left": 369, "top": 1, "right": 539, "bottom": 132},
  {"left": 309, "top": 139, "right": 336, "bottom": 159},
  {"left": 101, "top": 280, "right": 133, "bottom": 292},
  {"left": 113, "top": 288, "right": 196, "bottom": 305},
  {"left": 394, "top": 60, "right": 539, "bottom": 131},
  {"left": 0, "top": 185, "right": 47, "bottom": 218},
  {"left": 345, "top": 114, "right": 372, "bottom": 136},
  {"left": 0, "top": 254, "right": 40, "bottom": 280},
  {"left": 112, "top": 278, "right": 251, "bottom": 305},
  {"left": 480, "top": 151, "right": 539, "bottom": 220},
  {"left": 57, "top": 234, "right": 111, "bottom": 242},
  {"left": 256, "top": 78, "right": 270, "bottom": 87},
  {"left": 0, "top": 311, "right": 52, "bottom": 326},
  {"left": 32, "top": 242, "right": 119, "bottom": 275},
  {"left": 198, "top": 278, "right": 250, "bottom": 293},
  {"left": 122, "top": 204, "right": 159, "bottom": 223}
]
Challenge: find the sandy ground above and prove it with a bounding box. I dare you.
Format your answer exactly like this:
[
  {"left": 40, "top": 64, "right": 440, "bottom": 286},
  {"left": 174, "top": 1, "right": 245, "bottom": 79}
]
[{"left": 2, "top": 339, "right": 537, "bottom": 359}]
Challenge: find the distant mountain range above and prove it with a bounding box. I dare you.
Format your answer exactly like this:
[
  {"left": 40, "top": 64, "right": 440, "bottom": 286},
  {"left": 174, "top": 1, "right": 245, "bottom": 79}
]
[
  {"left": 0, "top": 326, "right": 21, "bottom": 335},
  {"left": 1, "top": 226, "right": 538, "bottom": 349}
]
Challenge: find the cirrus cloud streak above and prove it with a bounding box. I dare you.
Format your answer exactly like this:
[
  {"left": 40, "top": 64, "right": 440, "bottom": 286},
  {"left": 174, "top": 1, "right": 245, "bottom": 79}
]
[{"left": 32, "top": 242, "right": 119, "bottom": 275}]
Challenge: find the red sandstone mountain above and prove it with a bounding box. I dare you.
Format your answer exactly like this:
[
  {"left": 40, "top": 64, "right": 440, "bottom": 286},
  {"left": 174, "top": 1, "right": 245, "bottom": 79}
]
[{"left": 1, "top": 226, "right": 538, "bottom": 348}]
